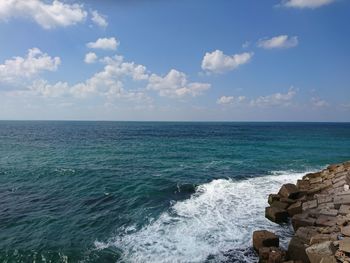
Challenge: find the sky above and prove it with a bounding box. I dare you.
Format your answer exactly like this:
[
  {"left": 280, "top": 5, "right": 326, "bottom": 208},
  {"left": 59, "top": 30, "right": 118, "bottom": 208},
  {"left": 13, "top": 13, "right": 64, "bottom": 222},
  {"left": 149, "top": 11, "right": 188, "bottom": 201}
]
[{"left": 0, "top": 0, "right": 349, "bottom": 121}]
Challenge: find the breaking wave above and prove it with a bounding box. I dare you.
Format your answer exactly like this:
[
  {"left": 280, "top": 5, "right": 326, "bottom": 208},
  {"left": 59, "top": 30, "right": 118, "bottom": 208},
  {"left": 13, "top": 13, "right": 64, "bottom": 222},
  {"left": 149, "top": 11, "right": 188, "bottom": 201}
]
[{"left": 95, "top": 171, "right": 314, "bottom": 263}]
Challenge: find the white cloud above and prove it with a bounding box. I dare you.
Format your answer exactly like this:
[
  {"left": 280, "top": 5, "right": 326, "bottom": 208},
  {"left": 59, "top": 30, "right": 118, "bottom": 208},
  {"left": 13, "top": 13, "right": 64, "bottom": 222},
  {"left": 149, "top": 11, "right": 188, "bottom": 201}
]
[
  {"left": 84, "top": 52, "right": 98, "bottom": 64},
  {"left": 201, "top": 50, "right": 253, "bottom": 74},
  {"left": 147, "top": 69, "right": 210, "bottom": 98},
  {"left": 250, "top": 87, "right": 297, "bottom": 107},
  {"left": 91, "top": 10, "right": 108, "bottom": 28},
  {"left": 281, "top": 0, "right": 335, "bottom": 9},
  {"left": 87, "top": 37, "right": 119, "bottom": 50},
  {"left": 217, "top": 96, "right": 246, "bottom": 105},
  {"left": 258, "top": 35, "right": 298, "bottom": 49},
  {"left": 0, "top": 48, "right": 60, "bottom": 83},
  {"left": 311, "top": 97, "right": 329, "bottom": 107},
  {"left": 0, "top": 0, "right": 87, "bottom": 29},
  {"left": 30, "top": 79, "right": 69, "bottom": 98}
]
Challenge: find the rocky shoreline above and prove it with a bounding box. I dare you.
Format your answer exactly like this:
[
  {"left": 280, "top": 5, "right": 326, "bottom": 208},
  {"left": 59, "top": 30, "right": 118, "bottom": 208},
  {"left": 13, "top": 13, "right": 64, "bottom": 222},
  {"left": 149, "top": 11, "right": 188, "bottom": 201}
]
[{"left": 253, "top": 160, "right": 350, "bottom": 263}]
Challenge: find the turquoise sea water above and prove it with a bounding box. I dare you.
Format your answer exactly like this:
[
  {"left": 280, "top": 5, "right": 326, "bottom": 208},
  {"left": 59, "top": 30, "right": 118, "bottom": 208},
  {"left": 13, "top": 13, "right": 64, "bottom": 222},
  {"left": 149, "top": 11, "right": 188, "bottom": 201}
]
[{"left": 0, "top": 121, "right": 350, "bottom": 262}]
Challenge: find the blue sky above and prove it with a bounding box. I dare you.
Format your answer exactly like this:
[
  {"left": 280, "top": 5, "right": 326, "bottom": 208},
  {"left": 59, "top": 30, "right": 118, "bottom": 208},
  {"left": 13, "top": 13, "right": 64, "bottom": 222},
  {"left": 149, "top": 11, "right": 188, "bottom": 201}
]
[{"left": 0, "top": 0, "right": 349, "bottom": 121}]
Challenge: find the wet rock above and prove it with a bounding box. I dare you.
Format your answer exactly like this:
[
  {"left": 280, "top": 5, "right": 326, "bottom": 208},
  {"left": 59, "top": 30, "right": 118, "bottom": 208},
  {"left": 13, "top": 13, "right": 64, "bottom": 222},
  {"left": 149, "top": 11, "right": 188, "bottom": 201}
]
[
  {"left": 305, "top": 241, "right": 335, "bottom": 263},
  {"left": 266, "top": 207, "right": 289, "bottom": 223},
  {"left": 278, "top": 184, "right": 300, "bottom": 199},
  {"left": 253, "top": 230, "right": 279, "bottom": 251}
]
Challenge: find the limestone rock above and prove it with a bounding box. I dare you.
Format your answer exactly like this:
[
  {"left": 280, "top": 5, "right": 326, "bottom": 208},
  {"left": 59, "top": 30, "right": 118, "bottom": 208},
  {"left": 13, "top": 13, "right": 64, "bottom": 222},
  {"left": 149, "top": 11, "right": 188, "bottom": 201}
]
[
  {"left": 339, "top": 237, "right": 350, "bottom": 253},
  {"left": 305, "top": 241, "right": 335, "bottom": 263},
  {"left": 253, "top": 230, "right": 279, "bottom": 251}
]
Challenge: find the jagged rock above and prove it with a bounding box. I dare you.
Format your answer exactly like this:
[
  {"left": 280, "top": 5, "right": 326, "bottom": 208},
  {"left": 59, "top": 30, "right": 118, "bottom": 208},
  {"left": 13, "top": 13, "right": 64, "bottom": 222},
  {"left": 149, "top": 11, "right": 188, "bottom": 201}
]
[
  {"left": 268, "top": 248, "right": 285, "bottom": 263},
  {"left": 259, "top": 246, "right": 271, "bottom": 261},
  {"left": 278, "top": 184, "right": 300, "bottom": 199},
  {"left": 339, "top": 237, "right": 350, "bottom": 253},
  {"left": 287, "top": 236, "right": 310, "bottom": 263},
  {"left": 271, "top": 201, "right": 290, "bottom": 210},
  {"left": 315, "top": 194, "right": 333, "bottom": 204},
  {"left": 269, "top": 194, "right": 281, "bottom": 205},
  {"left": 253, "top": 230, "right": 279, "bottom": 251},
  {"left": 280, "top": 197, "right": 297, "bottom": 204},
  {"left": 310, "top": 177, "right": 323, "bottom": 184},
  {"left": 266, "top": 207, "right": 289, "bottom": 223},
  {"left": 319, "top": 208, "right": 338, "bottom": 217},
  {"left": 305, "top": 241, "right": 336, "bottom": 263},
  {"left": 288, "top": 201, "right": 303, "bottom": 216},
  {"left": 304, "top": 172, "right": 322, "bottom": 180}
]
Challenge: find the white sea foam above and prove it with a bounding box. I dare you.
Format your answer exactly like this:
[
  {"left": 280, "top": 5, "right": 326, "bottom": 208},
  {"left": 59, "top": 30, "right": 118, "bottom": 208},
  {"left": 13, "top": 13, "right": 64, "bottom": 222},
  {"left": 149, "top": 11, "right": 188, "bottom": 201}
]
[{"left": 95, "top": 171, "right": 315, "bottom": 263}]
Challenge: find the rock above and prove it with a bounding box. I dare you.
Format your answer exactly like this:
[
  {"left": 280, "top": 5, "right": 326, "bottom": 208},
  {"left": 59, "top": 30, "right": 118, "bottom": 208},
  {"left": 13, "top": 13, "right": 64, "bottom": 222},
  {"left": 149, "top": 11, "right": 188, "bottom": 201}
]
[
  {"left": 310, "top": 177, "right": 323, "bottom": 184},
  {"left": 265, "top": 207, "right": 289, "bottom": 223},
  {"left": 319, "top": 208, "right": 338, "bottom": 217},
  {"left": 315, "top": 194, "right": 333, "bottom": 204},
  {"left": 278, "top": 184, "right": 300, "bottom": 199},
  {"left": 268, "top": 248, "right": 285, "bottom": 263},
  {"left": 297, "top": 179, "right": 310, "bottom": 190},
  {"left": 315, "top": 216, "right": 337, "bottom": 227},
  {"left": 253, "top": 230, "right": 279, "bottom": 251},
  {"left": 269, "top": 194, "right": 281, "bottom": 205},
  {"left": 309, "top": 234, "right": 337, "bottom": 245},
  {"left": 292, "top": 214, "right": 316, "bottom": 231},
  {"left": 339, "top": 237, "right": 350, "bottom": 253},
  {"left": 320, "top": 256, "right": 337, "bottom": 263},
  {"left": 271, "top": 201, "right": 290, "bottom": 210},
  {"left": 295, "top": 226, "right": 319, "bottom": 244},
  {"left": 287, "top": 236, "right": 310, "bottom": 263},
  {"left": 334, "top": 194, "right": 350, "bottom": 208},
  {"left": 287, "top": 201, "right": 303, "bottom": 216},
  {"left": 341, "top": 225, "right": 350, "bottom": 236},
  {"left": 339, "top": 205, "right": 350, "bottom": 215},
  {"left": 305, "top": 241, "right": 335, "bottom": 263},
  {"left": 259, "top": 246, "right": 271, "bottom": 261},
  {"left": 280, "top": 197, "right": 297, "bottom": 204},
  {"left": 302, "top": 200, "right": 318, "bottom": 211}
]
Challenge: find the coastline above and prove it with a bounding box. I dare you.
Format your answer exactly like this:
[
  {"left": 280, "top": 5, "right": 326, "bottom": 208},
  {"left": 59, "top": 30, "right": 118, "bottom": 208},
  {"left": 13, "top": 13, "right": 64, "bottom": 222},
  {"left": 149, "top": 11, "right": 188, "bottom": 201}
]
[{"left": 253, "top": 160, "right": 350, "bottom": 263}]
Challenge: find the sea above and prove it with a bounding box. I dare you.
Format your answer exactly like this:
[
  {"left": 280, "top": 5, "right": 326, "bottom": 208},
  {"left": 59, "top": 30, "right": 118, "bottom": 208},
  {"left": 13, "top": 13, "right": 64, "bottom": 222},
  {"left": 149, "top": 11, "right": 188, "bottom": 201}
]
[{"left": 0, "top": 121, "right": 349, "bottom": 263}]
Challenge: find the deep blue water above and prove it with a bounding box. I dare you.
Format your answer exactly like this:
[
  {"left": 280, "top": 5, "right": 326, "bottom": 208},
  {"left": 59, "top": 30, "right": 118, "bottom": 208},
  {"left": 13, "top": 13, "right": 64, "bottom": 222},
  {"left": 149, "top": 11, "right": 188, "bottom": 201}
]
[{"left": 0, "top": 121, "right": 349, "bottom": 262}]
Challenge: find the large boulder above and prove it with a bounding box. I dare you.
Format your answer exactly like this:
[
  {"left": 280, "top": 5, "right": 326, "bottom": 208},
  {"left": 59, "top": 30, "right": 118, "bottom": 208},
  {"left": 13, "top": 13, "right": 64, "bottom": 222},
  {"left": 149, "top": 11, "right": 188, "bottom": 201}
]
[
  {"left": 253, "top": 230, "right": 279, "bottom": 251},
  {"left": 278, "top": 184, "right": 300, "bottom": 199},
  {"left": 287, "top": 201, "right": 302, "bottom": 216},
  {"left": 305, "top": 241, "right": 335, "bottom": 263},
  {"left": 265, "top": 207, "right": 289, "bottom": 223}
]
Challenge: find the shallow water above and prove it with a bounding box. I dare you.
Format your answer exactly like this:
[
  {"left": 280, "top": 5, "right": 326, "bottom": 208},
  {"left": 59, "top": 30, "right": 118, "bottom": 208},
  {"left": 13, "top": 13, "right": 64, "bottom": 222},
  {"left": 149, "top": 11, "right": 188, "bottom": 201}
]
[{"left": 0, "top": 121, "right": 349, "bottom": 262}]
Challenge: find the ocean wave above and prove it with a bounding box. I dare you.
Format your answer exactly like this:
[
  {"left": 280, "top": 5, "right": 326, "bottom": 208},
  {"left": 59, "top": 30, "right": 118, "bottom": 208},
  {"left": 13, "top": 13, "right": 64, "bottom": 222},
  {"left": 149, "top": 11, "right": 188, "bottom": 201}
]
[{"left": 95, "top": 170, "right": 315, "bottom": 263}]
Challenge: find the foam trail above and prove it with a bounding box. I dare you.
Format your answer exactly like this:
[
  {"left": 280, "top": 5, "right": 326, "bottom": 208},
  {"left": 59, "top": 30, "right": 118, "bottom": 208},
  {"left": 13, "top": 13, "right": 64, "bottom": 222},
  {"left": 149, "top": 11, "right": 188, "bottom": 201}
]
[{"left": 96, "top": 171, "right": 313, "bottom": 263}]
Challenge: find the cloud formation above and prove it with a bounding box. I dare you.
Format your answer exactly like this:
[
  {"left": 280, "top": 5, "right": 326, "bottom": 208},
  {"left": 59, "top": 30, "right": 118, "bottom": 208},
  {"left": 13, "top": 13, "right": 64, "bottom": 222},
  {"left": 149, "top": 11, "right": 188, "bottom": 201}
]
[
  {"left": 0, "top": 48, "right": 60, "bottom": 84},
  {"left": 250, "top": 87, "right": 297, "bottom": 107},
  {"left": 258, "top": 35, "right": 298, "bottom": 49},
  {"left": 201, "top": 50, "right": 253, "bottom": 74},
  {"left": 217, "top": 96, "right": 246, "bottom": 105},
  {"left": 281, "top": 0, "right": 335, "bottom": 9},
  {"left": 87, "top": 37, "right": 119, "bottom": 50},
  {"left": 91, "top": 10, "right": 108, "bottom": 28},
  {"left": 311, "top": 97, "right": 329, "bottom": 107},
  {"left": 147, "top": 69, "right": 211, "bottom": 98},
  {"left": 0, "top": 0, "right": 87, "bottom": 29},
  {"left": 84, "top": 52, "right": 98, "bottom": 64}
]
